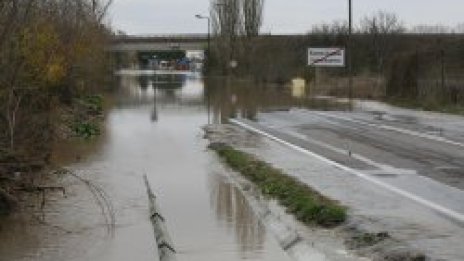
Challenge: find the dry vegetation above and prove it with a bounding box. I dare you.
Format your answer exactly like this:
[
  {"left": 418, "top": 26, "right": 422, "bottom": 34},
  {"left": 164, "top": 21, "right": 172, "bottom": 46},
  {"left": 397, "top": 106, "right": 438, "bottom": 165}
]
[{"left": 0, "top": 0, "right": 113, "bottom": 213}]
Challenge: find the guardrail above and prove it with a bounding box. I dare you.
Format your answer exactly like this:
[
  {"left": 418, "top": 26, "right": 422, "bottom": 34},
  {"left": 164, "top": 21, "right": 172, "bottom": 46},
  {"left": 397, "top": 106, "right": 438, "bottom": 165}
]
[{"left": 144, "top": 175, "right": 177, "bottom": 261}]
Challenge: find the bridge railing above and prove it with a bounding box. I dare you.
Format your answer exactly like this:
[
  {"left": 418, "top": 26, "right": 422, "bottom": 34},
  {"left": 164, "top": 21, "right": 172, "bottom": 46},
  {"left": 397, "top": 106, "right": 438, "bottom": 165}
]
[{"left": 112, "top": 34, "right": 208, "bottom": 43}]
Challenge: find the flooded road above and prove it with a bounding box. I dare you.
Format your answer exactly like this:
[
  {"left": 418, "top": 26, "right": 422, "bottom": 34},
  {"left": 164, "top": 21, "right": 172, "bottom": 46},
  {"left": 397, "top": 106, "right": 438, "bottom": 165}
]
[
  {"left": 2, "top": 71, "right": 462, "bottom": 260},
  {"left": 0, "top": 72, "right": 294, "bottom": 261}
]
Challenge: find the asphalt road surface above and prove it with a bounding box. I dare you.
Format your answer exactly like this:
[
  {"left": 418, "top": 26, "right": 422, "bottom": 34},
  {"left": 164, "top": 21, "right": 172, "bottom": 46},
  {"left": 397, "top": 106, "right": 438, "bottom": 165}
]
[
  {"left": 226, "top": 105, "right": 464, "bottom": 260},
  {"left": 233, "top": 106, "right": 464, "bottom": 224}
]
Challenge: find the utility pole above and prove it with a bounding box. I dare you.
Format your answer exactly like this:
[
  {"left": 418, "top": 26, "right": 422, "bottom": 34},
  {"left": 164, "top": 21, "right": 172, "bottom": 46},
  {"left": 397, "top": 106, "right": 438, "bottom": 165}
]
[
  {"left": 440, "top": 48, "right": 445, "bottom": 91},
  {"left": 348, "top": 0, "right": 353, "bottom": 110},
  {"left": 195, "top": 14, "right": 211, "bottom": 124},
  {"left": 195, "top": 15, "right": 211, "bottom": 65}
]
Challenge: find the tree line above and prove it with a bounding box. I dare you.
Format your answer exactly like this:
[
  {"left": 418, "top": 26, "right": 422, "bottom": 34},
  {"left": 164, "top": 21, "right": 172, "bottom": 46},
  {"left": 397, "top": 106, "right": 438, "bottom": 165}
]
[
  {"left": 208, "top": 8, "right": 464, "bottom": 109},
  {"left": 0, "top": 1, "right": 112, "bottom": 161},
  {"left": 309, "top": 11, "right": 464, "bottom": 107}
]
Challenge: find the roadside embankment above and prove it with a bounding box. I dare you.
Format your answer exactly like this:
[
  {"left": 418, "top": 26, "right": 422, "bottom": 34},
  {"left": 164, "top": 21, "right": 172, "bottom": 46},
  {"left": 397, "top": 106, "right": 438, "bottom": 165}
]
[
  {"left": 204, "top": 124, "right": 428, "bottom": 261},
  {"left": 210, "top": 143, "right": 346, "bottom": 227},
  {"left": 0, "top": 94, "right": 106, "bottom": 215},
  {"left": 54, "top": 94, "right": 106, "bottom": 140}
]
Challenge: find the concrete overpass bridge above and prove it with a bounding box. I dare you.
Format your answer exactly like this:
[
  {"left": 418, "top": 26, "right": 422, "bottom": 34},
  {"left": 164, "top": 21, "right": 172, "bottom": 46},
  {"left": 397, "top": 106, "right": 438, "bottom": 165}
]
[{"left": 109, "top": 34, "right": 208, "bottom": 52}]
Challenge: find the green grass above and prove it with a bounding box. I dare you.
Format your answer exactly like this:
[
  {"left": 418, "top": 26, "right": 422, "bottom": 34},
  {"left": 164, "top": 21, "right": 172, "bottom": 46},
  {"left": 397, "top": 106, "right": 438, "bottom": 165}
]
[
  {"left": 72, "top": 121, "right": 100, "bottom": 139},
  {"left": 83, "top": 95, "right": 103, "bottom": 112},
  {"left": 212, "top": 143, "right": 347, "bottom": 227},
  {"left": 70, "top": 94, "right": 104, "bottom": 139}
]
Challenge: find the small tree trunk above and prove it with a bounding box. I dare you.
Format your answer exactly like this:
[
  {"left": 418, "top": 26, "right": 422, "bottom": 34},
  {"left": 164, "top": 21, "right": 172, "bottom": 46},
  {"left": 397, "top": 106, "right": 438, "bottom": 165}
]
[{"left": 6, "top": 89, "right": 22, "bottom": 150}]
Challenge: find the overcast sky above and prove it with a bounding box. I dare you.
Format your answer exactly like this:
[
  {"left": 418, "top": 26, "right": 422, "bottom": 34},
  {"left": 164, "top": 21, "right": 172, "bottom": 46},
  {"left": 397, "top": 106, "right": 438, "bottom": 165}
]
[{"left": 108, "top": 0, "right": 464, "bottom": 34}]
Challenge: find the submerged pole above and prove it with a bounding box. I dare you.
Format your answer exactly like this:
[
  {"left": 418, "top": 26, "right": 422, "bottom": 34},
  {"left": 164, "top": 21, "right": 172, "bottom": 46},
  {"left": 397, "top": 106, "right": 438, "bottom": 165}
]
[{"left": 143, "top": 175, "right": 177, "bottom": 261}]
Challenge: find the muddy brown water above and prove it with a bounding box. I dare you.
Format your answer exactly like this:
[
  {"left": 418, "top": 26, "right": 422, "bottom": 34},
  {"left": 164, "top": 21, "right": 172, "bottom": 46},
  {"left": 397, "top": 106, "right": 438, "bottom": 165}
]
[{"left": 0, "top": 73, "right": 326, "bottom": 261}]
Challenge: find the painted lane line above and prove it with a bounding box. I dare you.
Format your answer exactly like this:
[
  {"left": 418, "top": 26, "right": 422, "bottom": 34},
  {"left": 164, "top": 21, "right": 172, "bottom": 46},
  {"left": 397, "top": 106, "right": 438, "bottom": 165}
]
[
  {"left": 278, "top": 128, "right": 417, "bottom": 176},
  {"left": 229, "top": 119, "right": 464, "bottom": 225},
  {"left": 310, "top": 111, "right": 464, "bottom": 149}
]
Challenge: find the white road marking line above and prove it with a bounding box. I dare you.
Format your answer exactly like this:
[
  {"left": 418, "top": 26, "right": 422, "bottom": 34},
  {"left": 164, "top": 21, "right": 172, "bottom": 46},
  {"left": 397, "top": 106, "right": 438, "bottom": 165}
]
[
  {"left": 229, "top": 119, "right": 464, "bottom": 224},
  {"left": 279, "top": 128, "right": 417, "bottom": 176},
  {"left": 310, "top": 111, "right": 464, "bottom": 149}
]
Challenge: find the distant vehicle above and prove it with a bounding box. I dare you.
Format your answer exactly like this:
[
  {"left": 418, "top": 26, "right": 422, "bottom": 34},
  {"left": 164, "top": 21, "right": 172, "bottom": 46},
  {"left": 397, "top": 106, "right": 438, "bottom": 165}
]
[{"left": 159, "top": 61, "right": 170, "bottom": 70}]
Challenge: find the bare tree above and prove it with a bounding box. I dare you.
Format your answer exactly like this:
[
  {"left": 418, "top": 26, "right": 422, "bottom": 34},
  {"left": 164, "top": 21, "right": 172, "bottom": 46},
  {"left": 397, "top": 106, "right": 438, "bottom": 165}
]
[
  {"left": 455, "top": 23, "right": 464, "bottom": 34},
  {"left": 411, "top": 24, "right": 452, "bottom": 34},
  {"left": 211, "top": 0, "right": 241, "bottom": 39},
  {"left": 311, "top": 20, "right": 349, "bottom": 36},
  {"left": 242, "top": 0, "right": 264, "bottom": 37},
  {"left": 360, "top": 11, "right": 405, "bottom": 74},
  {"left": 0, "top": 0, "right": 37, "bottom": 150},
  {"left": 92, "top": 0, "right": 114, "bottom": 22},
  {"left": 210, "top": 0, "right": 265, "bottom": 75},
  {"left": 210, "top": 0, "right": 241, "bottom": 72}
]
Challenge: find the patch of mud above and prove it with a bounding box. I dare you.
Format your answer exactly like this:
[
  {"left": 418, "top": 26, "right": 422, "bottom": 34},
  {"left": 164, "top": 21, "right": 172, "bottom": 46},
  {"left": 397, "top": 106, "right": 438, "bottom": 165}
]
[
  {"left": 204, "top": 124, "right": 429, "bottom": 261},
  {"left": 343, "top": 227, "right": 426, "bottom": 261},
  {"left": 345, "top": 231, "right": 391, "bottom": 249}
]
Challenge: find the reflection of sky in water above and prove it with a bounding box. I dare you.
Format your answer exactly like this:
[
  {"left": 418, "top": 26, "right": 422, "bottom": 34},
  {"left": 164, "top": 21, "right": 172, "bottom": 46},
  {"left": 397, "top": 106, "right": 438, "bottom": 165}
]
[
  {"left": 118, "top": 72, "right": 348, "bottom": 125},
  {"left": 180, "top": 78, "right": 203, "bottom": 98},
  {"left": 116, "top": 72, "right": 204, "bottom": 107}
]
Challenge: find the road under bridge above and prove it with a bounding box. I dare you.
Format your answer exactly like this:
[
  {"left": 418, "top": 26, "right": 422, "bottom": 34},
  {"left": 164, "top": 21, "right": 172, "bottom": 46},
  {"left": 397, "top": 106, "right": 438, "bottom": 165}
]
[{"left": 109, "top": 34, "right": 209, "bottom": 52}]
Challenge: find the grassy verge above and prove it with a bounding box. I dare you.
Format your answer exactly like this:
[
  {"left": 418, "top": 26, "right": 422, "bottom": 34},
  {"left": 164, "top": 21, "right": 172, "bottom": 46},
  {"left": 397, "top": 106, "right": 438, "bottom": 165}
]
[
  {"left": 211, "top": 143, "right": 346, "bottom": 227},
  {"left": 385, "top": 98, "right": 464, "bottom": 116}
]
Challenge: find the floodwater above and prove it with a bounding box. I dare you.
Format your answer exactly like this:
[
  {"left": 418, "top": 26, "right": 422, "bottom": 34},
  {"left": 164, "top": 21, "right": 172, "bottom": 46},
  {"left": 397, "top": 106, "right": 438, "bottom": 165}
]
[
  {"left": 3, "top": 71, "right": 461, "bottom": 260},
  {"left": 0, "top": 72, "right": 300, "bottom": 261}
]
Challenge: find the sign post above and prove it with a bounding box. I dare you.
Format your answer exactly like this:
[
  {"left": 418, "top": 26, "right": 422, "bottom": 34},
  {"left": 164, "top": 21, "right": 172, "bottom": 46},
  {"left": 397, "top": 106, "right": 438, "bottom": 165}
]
[
  {"left": 308, "top": 47, "right": 346, "bottom": 102},
  {"left": 308, "top": 48, "right": 345, "bottom": 67}
]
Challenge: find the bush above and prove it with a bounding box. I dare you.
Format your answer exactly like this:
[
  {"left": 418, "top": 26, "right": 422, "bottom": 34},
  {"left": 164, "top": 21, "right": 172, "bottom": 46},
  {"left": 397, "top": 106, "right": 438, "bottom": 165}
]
[
  {"left": 72, "top": 121, "right": 100, "bottom": 139},
  {"left": 76, "top": 95, "right": 104, "bottom": 115}
]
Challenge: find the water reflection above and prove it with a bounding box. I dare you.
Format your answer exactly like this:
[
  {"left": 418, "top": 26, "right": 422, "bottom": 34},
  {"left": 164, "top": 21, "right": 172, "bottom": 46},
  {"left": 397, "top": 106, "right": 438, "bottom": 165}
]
[
  {"left": 115, "top": 72, "right": 204, "bottom": 122},
  {"left": 152, "top": 74, "right": 184, "bottom": 90},
  {"left": 209, "top": 173, "right": 266, "bottom": 259},
  {"left": 118, "top": 73, "right": 348, "bottom": 125},
  {"left": 0, "top": 70, "right": 294, "bottom": 261},
  {"left": 205, "top": 77, "right": 350, "bottom": 124}
]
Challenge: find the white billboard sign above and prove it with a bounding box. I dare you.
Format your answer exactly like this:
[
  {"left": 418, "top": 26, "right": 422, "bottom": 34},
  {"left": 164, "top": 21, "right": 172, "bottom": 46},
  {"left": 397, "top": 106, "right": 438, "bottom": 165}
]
[{"left": 308, "top": 48, "right": 345, "bottom": 67}]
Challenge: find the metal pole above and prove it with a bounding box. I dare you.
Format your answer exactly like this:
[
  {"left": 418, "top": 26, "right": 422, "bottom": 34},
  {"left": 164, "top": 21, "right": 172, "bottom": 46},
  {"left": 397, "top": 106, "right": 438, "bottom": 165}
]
[
  {"left": 195, "top": 14, "right": 212, "bottom": 124},
  {"left": 441, "top": 48, "right": 445, "bottom": 91},
  {"left": 143, "top": 175, "right": 177, "bottom": 261},
  {"left": 207, "top": 17, "right": 211, "bottom": 63},
  {"left": 195, "top": 15, "right": 211, "bottom": 70},
  {"left": 206, "top": 20, "right": 211, "bottom": 125},
  {"left": 207, "top": 18, "right": 211, "bottom": 124},
  {"left": 348, "top": 0, "right": 353, "bottom": 110}
]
